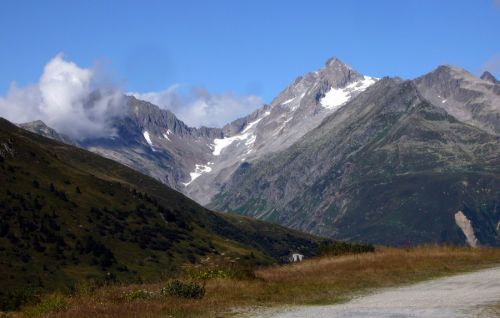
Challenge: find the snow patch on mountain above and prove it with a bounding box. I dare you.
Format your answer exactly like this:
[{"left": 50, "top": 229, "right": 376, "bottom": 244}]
[
  {"left": 183, "top": 163, "right": 213, "bottom": 186},
  {"left": 162, "top": 129, "right": 173, "bottom": 141},
  {"left": 143, "top": 131, "right": 156, "bottom": 151},
  {"left": 212, "top": 111, "right": 270, "bottom": 156},
  {"left": 321, "top": 76, "right": 377, "bottom": 110},
  {"left": 273, "top": 114, "right": 295, "bottom": 137},
  {"left": 212, "top": 134, "right": 250, "bottom": 156},
  {"left": 242, "top": 117, "right": 264, "bottom": 133},
  {"left": 281, "top": 92, "right": 306, "bottom": 111}
]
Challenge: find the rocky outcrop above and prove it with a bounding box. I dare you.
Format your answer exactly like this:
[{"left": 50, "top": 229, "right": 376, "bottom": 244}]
[
  {"left": 414, "top": 66, "right": 500, "bottom": 135},
  {"left": 480, "top": 71, "right": 498, "bottom": 84},
  {"left": 454, "top": 211, "right": 479, "bottom": 248},
  {"left": 20, "top": 120, "right": 76, "bottom": 145}
]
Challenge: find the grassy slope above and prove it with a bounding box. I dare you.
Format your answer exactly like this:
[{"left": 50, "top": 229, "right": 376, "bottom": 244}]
[
  {"left": 0, "top": 118, "right": 324, "bottom": 301},
  {"left": 17, "top": 246, "right": 500, "bottom": 318}
]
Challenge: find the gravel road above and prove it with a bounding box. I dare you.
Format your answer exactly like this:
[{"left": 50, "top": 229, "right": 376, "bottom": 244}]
[{"left": 250, "top": 266, "right": 500, "bottom": 318}]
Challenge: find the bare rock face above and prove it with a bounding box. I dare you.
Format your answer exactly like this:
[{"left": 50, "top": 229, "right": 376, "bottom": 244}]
[
  {"left": 20, "top": 120, "right": 75, "bottom": 145},
  {"left": 78, "top": 96, "right": 224, "bottom": 191},
  {"left": 184, "top": 57, "right": 378, "bottom": 204},
  {"left": 454, "top": 211, "right": 479, "bottom": 248},
  {"left": 0, "top": 139, "right": 15, "bottom": 159},
  {"left": 20, "top": 97, "right": 224, "bottom": 191},
  {"left": 210, "top": 77, "right": 500, "bottom": 246},
  {"left": 414, "top": 66, "right": 500, "bottom": 135}
]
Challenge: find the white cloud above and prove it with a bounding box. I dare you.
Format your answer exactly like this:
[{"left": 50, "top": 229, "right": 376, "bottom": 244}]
[
  {"left": 0, "top": 54, "right": 264, "bottom": 138},
  {"left": 0, "top": 54, "right": 124, "bottom": 140},
  {"left": 480, "top": 54, "right": 500, "bottom": 76},
  {"left": 130, "top": 86, "right": 263, "bottom": 128}
]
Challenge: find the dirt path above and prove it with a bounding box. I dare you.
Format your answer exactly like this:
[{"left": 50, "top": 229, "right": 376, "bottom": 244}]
[{"left": 250, "top": 266, "right": 500, "bottom": 318}]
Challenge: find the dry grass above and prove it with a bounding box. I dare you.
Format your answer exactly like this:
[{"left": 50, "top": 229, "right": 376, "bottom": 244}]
[
  {"left": 473, "top": 302, "right": 500, "bottom": 317},
  {"left": 491, "top": 303, "right": 500, "bottom": 316},
  {"left": 13, "top": 245, "right": 500, "bottom": 318}
]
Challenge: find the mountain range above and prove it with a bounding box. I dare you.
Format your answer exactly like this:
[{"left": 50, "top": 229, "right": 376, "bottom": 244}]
[{"left": 20, "top": 57, "right": 500, "bottom": 247}]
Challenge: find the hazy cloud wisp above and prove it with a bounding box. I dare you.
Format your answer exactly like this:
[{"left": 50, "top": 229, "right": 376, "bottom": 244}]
[
  {"left": 0, "top": 54, "right": 264, "bottom": 138},
  {"left": 130, "top": 87, "right": 263, "bottom": 128},
  {"left": 0, "top": 54, "right": 124, "bottom": 140},
  {"left": 480, "top": 54, "right": 500, "bottom": 76}
]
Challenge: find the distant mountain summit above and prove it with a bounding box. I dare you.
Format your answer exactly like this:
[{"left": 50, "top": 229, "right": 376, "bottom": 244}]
[
  {"left": 20, "top": 120, "right": 75, "bottom": 145},
  {"left": 185, "top": 57, "right": 378, "bottom": 203},
  {"left": 414, "top": 65, "right": 500, "bottom": 134},
  {"left": 480, "top": 71, "right": 498, "bottom": 84},
  {"left": 212, "top": 71, "right": 500, "bottom": 246}
]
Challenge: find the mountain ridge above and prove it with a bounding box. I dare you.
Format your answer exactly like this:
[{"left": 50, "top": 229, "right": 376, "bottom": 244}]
[
  {"left": 19, "top": 56, "right": 500, "bottom": 246},
  {"left": 210, "top": 76, "right": 500, "bottom": 246}
]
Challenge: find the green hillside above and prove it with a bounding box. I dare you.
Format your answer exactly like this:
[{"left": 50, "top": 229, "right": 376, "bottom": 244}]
[{"left": 0, "top": 118, "right": 325, "bottom": 309}]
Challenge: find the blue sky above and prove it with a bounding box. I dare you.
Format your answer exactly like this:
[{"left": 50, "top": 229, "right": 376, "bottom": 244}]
[{"left": 0, "top": 0, "right": 499, "bottom": 127}]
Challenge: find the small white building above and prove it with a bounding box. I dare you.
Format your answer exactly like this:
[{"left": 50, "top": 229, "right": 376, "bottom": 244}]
[{"left": 290, "top": 253, "right": 304, "bottom": 262}]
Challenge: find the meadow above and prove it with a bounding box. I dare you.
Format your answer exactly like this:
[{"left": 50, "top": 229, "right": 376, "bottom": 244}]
[{"left": 13, "top": 245, "right": 500, "bottom": 318}]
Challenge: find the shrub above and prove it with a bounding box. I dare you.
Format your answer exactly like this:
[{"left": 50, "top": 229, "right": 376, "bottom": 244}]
[
  {"left": 23, "top": 293, "right": 67, "bottom": 316},
  {"left": 69, "top": 280, "right": 97, "bottom": 296},
  {"left": 160, "top": 280, "right": 205, "bottom": 299},
  {"left": 124, "top": 289, "right": 154, "bottom": 301},
  {"left": 0, "top": 289, "right": 36, "bottom": 311},
  {"left": 184, "top": 255, "right": 256, "bottom": 281},
  {"left": 317, "top": 241, "right": 375, "bottom": 257}
]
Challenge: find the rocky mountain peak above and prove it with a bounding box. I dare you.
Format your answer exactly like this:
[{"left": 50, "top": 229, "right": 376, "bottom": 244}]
[
  {"left": 124, "top": 95, "right": 223, "bottom": 139},
  {"left": 430, "top": 64, "right": 471, "bottom": 78},
  {"left": 414, "top": 65, "right": 500, "bottom": 135},
  {"left": 480, "top": 71, "right": 498, "bottom": 84},
  {"left": 20, "top": 120, "right": 75, "bottom": 145},
  {"left": 21, "top": 119, "right": 48, "bottom": 129},
  {"left": 320, "top": 56, "right": 363, "bottom": 88},
  {"left": 324, "top": 56, "right": 350, "bottom": 69}
]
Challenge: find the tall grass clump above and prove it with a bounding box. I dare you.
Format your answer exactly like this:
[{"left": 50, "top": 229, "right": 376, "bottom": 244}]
[
  {"left": 183, "top": 255, "right": 256, "bottom": 280},
  {"left": 124, "top": 289, "right": 154, "bottom": 301},
  {"left": 317, "top": 241, "right": 375, "bottom": 256},
  {"left": 0, "top": 289, "right": 36, "bottom": 312},
  {"left": 160, "top": 280, "right": 205, "bottom": 299},
  {"left": 23, "top": 293, "right": 67, "bottom": 317}
]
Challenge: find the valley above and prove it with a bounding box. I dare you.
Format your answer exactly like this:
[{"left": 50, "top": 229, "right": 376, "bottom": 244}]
[{"left": 0, "top": 118, "right": 326, "bottom": 310}]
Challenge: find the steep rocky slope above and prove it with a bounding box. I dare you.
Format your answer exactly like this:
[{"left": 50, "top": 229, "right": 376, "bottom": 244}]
[
  {"left": 185, "top": 58, "right": 378, "bottom": 203},
  {"left": 21, "top": 57, "right": 378, "bottom": 205},
  {"left": 414, "top": 66, "right": 500, "bottom": 134},
  {"left": 211, "top": 76, "right": 500, "bottom": 246}
]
